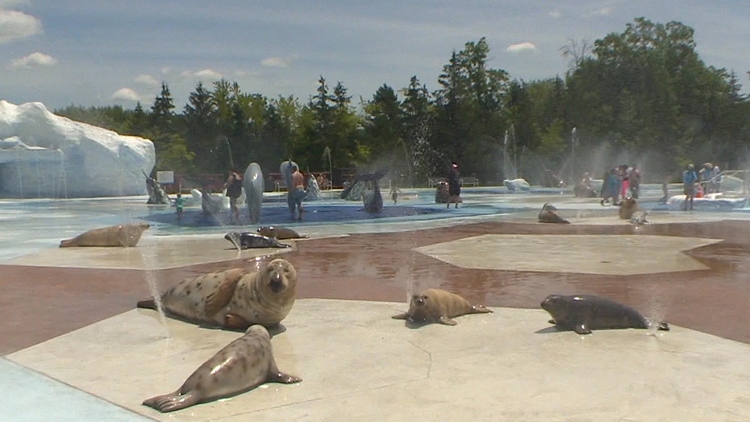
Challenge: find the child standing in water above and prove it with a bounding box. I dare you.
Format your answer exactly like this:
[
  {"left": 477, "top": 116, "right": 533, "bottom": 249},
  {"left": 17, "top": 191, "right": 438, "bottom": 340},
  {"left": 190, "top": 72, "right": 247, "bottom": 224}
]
[{"left": 174, "top": 192, "right": 184, "bottom": 221}]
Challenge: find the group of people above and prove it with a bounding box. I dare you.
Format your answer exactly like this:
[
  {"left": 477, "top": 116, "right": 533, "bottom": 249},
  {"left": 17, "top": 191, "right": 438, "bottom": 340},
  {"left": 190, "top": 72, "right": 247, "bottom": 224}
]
[
  {"left": 681, "top": 162, "right": 723, "bottom": 211},
  {"left": 599, "top": 164, "right": 641, "bottom": 206}
]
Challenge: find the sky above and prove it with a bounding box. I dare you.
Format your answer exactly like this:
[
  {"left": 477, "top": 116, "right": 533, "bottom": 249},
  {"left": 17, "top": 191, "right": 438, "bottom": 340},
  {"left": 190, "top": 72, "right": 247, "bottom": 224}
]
[{"left": 2, "top": 0, "right": 750, "bottom": 111}]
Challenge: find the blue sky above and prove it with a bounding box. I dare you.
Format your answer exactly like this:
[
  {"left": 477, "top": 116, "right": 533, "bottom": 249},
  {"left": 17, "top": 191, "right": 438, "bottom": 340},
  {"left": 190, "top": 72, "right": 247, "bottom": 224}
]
[{"left": 2, "top": 0, "right": 750, "bottom": 111}]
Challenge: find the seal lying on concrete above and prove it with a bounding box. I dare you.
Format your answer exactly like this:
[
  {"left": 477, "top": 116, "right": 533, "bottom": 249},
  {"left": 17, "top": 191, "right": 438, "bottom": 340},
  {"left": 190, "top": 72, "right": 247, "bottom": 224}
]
[
  {"left": 538, "top": 203, "right": 570, "bottom": 224},
  {"left": 540, "top": 294, "right": 670, "bottom": 335},
  {"left": 619, "top": 198, "right": 638, "bottom": 220},
  {"left": 142, "top": 325, "right": 301, "bottom": 413},
  {"left": 59, "top": 222, "right": 150, "bottom": 247},
  {"left": 137, "top": 258, "right": 298, "bottom": 329},
  {"left": 392, "top": 288, "right": 493, "bottom": 326},
  {"left": 225, "top": 232, "right": 291, "bottom": 249},
  {"left": 630, "top": 210, "right": 649, "bottom": 226},
  {"left": 256, "top": 226, "right": 307, "bottom": 240}
]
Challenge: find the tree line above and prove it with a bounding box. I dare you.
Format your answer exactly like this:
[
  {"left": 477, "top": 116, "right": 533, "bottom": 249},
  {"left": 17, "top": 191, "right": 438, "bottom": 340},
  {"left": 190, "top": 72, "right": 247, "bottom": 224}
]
[{"left": 56, "top": 18, "right": 750, "bottom": 186}]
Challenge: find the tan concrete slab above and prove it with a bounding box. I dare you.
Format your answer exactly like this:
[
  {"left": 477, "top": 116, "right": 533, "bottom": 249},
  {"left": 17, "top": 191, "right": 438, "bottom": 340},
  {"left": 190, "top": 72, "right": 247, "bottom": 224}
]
[
  {"left": 7, "top": 299, "right": 750, "bottom": 422},
  {"left": 415, "top": 234, "right": 721, "bottom": 275},
  {"left": 2, "top": 234, "right": 297, "bottom": 270}
]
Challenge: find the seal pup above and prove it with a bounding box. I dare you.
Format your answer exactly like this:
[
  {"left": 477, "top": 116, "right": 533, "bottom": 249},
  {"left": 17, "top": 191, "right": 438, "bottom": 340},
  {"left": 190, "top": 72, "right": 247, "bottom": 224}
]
[
  {"left": 392, "top": 288, "right": 493, "bottom": 326},
  {"left": 137, "top": 258, "right": 298, "bottom": 329},
  {"left": 142, "top": 325, "right": 301, "bottom": 413},
  {"left": 619, "top": 197, "right": 638, "bottom": 220},
  {"left": 630, "top": 210, "right": 649, "bottom": 226},
  {"left": 541, "top": 294, "right": 670, "bottom": 335},
  {"left": 60, "top": 222, "right": 150, "bottom": 247},
  {"left": 225, "top": 232, "right": 291, "bottom": 249},
  {"left": 256, "top": 226, "right": 308, "bottom": 240},
  {"left": 538, "top": 203, "right": 570, "bottom": 224}
]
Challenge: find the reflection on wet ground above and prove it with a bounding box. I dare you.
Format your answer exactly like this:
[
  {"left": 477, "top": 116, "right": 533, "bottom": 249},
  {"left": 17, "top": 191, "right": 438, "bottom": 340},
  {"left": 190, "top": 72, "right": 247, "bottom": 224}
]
[{"left": 287, "top": 220, "right": 750, "bottom": 344}]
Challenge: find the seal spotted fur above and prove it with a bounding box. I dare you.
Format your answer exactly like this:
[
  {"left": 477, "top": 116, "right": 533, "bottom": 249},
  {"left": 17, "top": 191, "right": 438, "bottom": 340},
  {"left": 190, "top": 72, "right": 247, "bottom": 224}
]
[
  {"left": 142, "top": 325, "right": 301, "bottom": 413},
  {"left": 137, "top": 258, "right": 297, "bottom": 330},
  {"left": 541, "top": 294, "right": 669, "bottom": 334},
  {"left": 392, "top": 288, "right": 493, "bottom": 326},
  {"left": 60, "top": 222, "right": 150, "bottom": 247}
]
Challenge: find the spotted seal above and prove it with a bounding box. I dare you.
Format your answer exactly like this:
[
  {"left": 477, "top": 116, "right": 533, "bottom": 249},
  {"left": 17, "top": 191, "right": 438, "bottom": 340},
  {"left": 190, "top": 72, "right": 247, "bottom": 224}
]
[
  {"left": 142, "top": 325, "right": 301, "bottom": 413},
  {"left": 392, "top": 288, "right": 493, "bottom": 326},
  {"left": 225, "top": 232, "right": 291, "bottom": 249},
  {"left": 137, "top": 258, "right": 297, "bottom": 329},
  {"left": 59, "top": 222, "right": 150, "bottom": 247},
  {"left": 541, "top": 294, "right": 670, "bottom": 334}
]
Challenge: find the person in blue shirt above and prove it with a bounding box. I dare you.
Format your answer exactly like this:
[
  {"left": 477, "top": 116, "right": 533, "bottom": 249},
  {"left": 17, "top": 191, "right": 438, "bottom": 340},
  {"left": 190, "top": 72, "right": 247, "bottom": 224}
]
[{"left": 682, "top": 163, "right": 698, "bottom": 211}]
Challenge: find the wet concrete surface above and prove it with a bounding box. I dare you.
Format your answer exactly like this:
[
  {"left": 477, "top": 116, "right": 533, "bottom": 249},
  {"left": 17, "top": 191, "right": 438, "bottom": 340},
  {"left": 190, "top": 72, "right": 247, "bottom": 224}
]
[{"left": 2, "top": 219, "right": 750, "bottom": 356}]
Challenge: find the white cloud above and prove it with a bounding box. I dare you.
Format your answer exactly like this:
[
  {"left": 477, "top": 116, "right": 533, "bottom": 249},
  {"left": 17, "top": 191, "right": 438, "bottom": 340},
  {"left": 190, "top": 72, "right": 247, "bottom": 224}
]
[
  {"left": 134, "top": 74, "right": 159, "bottom": 87},
  {"left": 506, "top": 42, "right": 537, "bottom": 53},
  {"left": 582, "top": 7, "right": 613, "bottom": 18},
  {"left": 261, "top": 56, "right": 294, "bottom": 68},
  {"left": 111, "top": 88, "right": 140, "bottom": 102},
  {"left": 548, "top": 11, "right": 561, "bottom": 19},
  {"left": 0, "top": 8, "right": 42, "bottom": 44},
  {"left": 160, "top": 67, "right": 171, "bottom": 75},
  {"left": 194, "top": 68, "right": 221, "bottom": 79},
  {"left": 179, "top": 68, "right": 222, "bottom": 80},
  {"left": 9, "top": 51, "right": 56, "bottom": 69}
]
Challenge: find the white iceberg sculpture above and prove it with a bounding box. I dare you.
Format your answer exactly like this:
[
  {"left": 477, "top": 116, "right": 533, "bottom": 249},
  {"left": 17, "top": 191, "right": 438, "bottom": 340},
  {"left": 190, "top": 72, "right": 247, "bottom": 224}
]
[{"left": 0, "top": 100, "right": 155, "bottom": 198}]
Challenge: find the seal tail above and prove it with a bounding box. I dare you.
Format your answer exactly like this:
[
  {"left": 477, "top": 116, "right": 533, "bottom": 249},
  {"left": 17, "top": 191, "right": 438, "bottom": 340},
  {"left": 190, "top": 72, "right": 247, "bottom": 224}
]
[
  {"left": 136, "top": 298, "right": 157, "bottom": 310},
  {"left": 59, "top": 239, "right": 73, "bottom": 247}
]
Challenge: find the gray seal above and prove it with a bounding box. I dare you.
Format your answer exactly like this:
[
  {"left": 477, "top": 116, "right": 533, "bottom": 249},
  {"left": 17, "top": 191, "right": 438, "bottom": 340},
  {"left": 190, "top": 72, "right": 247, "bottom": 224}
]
[
  {"left": 225, "top": 232, "right": 291, "bottom": 249},
  {"left": 256, "top": 226, "right": 307, "bottom": 240},
  {"left": 243, "top": 162, "right": 264, "bottom": 225},
  {"left": 541, "top": 294, "right": 670, "bottom": 334},
  {"left": 538, "top": 203, "right": 570, "bottom": 224},
  {"left": 142, "top": 325, "right": 301, "bottom": 413}
]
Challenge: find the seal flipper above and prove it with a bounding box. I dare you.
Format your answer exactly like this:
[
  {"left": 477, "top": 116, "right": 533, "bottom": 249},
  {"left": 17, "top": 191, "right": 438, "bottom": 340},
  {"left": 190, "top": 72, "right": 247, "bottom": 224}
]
[
  {"left": 137, "top": 298, "right": 157, "bottom": 310},
  {"left": 224, "top": 313, "right": 251, "bottom": 330},
  {"left": 142, "top": 390, "right": 200, "bottom": 413},
  {"left": 574, "top": 323, "right": 592, "bottom": 335},
  {"left": 267, "top": 370, "right": 303, "bottom": 384},
  {"left": 657, "top": 322, "right": 670, "bottom": 331},
  {"left": 392, "top": 312, "right": 410, "bottom": 320},
  {"left": 438, "top": 316, "right": 458, "bottom": 326},
  {"left": 203, "top": 269, "right": 246, "bottom": 317},
  {"left": 469, "top": 305, "right": 494, "bottom": 314}
]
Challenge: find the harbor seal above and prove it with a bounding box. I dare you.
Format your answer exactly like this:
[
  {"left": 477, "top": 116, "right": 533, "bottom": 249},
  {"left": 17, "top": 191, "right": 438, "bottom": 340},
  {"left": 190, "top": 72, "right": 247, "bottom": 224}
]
[
  {"left": 137, "top": 258, "right": 298, "bottom": 329},
  {"left": 619, "top": 197, "right": 638, "bottom": 220},
  {"left": 541, "top": 294, "right": 670, "bottom": 335},
  {"left": 142, "top": 325, "right": 301, "bottom": 413},
  {"left": 225, "top": 232, "right": 291, "bottom": 249},
  {"left": 392, "top": 288, "right": 493, "bottom": 326},
  {"left": 538, "top": 203, "right": 570, "bottom": 224},
  {"left": 256, "top": 226, "right": 307, "bottom": 240},
  {"left": 59, "top": 222, "right": 150, "bottom": 247}
]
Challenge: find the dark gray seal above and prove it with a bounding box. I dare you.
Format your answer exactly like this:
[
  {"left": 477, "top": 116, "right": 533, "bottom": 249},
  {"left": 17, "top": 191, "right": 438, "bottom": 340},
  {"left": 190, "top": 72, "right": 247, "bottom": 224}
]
[
  {"left": 225, "top": 232, "right": 291, "bottom": 249},
  {"left": 538, "top": 203, "right": 570, "bottom": 224},
  {"left": 541, "top": 294, "right": 670, "bottom": 334},
  {"left": 256, "top": 226, "right": 307, "bottom": 240}
]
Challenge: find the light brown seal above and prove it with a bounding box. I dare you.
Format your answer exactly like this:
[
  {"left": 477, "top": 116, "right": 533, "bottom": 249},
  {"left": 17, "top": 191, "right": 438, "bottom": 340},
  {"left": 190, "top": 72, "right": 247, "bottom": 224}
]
[
  {"left": 256, "top": 226, "right": 307, "bottom": 240},
  {"left": 137, "top": 258, "right": 297, "bottom": 330},
  {"left": 619, "top": 198, "right": 638, "bottom": 220},
  {"left": 392, "top": 288, "right": 493, "bottom": 326},
  {"left": 538, "top": 203, "right": 570, "bottom": 224},
  {"left": 59, "top": 222, "right": 150, "bottom": 247},
  {"left": 142, "top": 325, "right": 301, "bottom": 413}
]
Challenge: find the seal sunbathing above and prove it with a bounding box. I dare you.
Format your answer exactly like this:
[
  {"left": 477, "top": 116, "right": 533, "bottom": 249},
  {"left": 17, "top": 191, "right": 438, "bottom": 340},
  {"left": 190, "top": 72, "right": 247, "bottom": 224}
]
[
  {"left": 392, "top": 288, "right": 493, "bottom": 326},
  {"left": 541, "top": 294, "right": 669, "bottom": 334}
]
